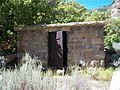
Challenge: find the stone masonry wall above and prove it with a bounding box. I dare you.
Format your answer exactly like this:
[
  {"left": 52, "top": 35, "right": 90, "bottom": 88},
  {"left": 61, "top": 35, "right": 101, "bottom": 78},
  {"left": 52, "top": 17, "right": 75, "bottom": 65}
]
[
  {"left": 67, "top": 25, "right": 104, "bottom": 66},
  {"left": 17, "top": 30, "right": 48, "bottom": 66},
  {"left": 16, "top": 21, "right": 105, "bottom": 67}
]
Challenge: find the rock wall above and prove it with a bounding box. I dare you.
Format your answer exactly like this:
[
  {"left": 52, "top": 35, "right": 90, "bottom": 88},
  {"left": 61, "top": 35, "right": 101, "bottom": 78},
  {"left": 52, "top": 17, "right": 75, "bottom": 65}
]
[
  {"left": 16, "top": 21, "right": 105, "bottom": 67},
  {"left": 111, "top": 0, "right": 120, "bottom": 18},
  {"left": 67, "top": 25, "right": 104, "bottom": 66},
  {"left": 17, "top": 30, "right": 48, "bottom": 66}
]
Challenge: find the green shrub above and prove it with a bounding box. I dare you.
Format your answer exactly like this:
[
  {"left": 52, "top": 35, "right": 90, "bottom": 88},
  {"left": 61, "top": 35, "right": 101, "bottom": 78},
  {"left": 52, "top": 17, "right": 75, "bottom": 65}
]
[
  {"left": 57, "top": 2, "right": 89, "bottom": 23},
  {"left": 104, "top": 18, "right": 120, "bottom": 48},
  {"left": 85, "top": 11, "right": 110, "bottom": 21},
  {"left": 80, "top": 67, "right": 114, "bottom": 81},
  {"left": 96, "top": 68, "right": 114, "bottom": 81}
]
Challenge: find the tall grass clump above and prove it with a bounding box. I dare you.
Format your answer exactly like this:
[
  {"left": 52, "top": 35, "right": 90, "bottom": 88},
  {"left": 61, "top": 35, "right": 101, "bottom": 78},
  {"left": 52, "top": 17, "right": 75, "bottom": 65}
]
[
  {"left": 0, "top": 53, "right": 91, "bottom": 90},
  {"left": 0, "top": 53, "right": 43, "bottom": 90},
  {"left": 80, "top": 67, "right": 114, "bottom": 81}
]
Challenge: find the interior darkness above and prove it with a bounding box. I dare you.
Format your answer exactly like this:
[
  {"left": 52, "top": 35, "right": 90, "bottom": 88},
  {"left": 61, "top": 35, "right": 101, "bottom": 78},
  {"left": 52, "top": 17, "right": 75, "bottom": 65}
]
[
  {"left": 48, "top": 31, "right": 67, "bottom": 68},
  {"left": 63, "top": 31, "right": 67, "bottom": 68}
]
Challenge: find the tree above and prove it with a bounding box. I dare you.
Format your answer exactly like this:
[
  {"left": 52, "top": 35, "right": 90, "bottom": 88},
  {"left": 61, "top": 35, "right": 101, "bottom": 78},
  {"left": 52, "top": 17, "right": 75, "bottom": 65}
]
[
  {"left": 85, "top": 10, "right": 110, "bottom": 21},
  {"left": 57, "top": 2, "right": 89, "bottom": 23},
  {"left": 0, "top": 0, "right": 60, "bottom": 54},
  {"left": 104, "top": 18, "right": 120, "bottom": 48}
]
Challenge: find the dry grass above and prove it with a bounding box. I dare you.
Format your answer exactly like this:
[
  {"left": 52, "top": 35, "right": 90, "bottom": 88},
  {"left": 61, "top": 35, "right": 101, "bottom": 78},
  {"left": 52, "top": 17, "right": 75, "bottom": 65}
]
[
  {"left": 0, "top": 53, "right": 113, "bottom": 90},
  {"left": 80, "top": 67, "right": 114, "bottom": 81},
  {"left": 0, "top": 53, "right": 91, "bottom": 90}
]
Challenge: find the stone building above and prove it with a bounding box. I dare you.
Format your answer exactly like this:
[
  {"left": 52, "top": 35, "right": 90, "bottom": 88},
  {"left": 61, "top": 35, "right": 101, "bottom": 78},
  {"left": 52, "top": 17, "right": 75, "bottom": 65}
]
[
  {"left": 16, "top": 21, "right": 105, "bottom": 68},
  {"left": 111, "top": 0, "right": 120, "bottom": 18}
]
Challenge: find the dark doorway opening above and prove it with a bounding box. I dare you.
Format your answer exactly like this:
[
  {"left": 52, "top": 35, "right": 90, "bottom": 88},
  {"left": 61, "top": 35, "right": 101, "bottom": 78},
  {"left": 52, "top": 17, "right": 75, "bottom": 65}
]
[{"left": 48, "top": 31, "right": 67, "bottom": 68}]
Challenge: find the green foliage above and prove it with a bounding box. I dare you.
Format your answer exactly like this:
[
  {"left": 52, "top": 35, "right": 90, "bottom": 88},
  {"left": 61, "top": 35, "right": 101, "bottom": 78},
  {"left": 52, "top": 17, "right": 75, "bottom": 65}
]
[
  {"left": 0, "top": 0, "right": 89, "bottom": 54},
  {"left": 96, "top": 68, "right": 114, "bottom": 81},
  {"left": 80, "top": 67, "right": 114, "bottom": 81},
  {"left": 0, "top": 0, "right": 60, "bottom": 53},
  {"left": 57, "top": 2, "right": 89, "bottom": 23},
  {"left": 104, "top": 19, "right": 120, "bottom": 48},
  {"left": 85, "top": 11, "right": 110, "bottom": 21}
]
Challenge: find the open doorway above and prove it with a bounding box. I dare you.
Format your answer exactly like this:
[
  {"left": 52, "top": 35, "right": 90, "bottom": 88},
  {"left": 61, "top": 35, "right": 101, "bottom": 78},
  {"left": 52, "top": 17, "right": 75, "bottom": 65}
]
[{"left": 48, "top": 31, "right": 67, "bottom": 68}]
